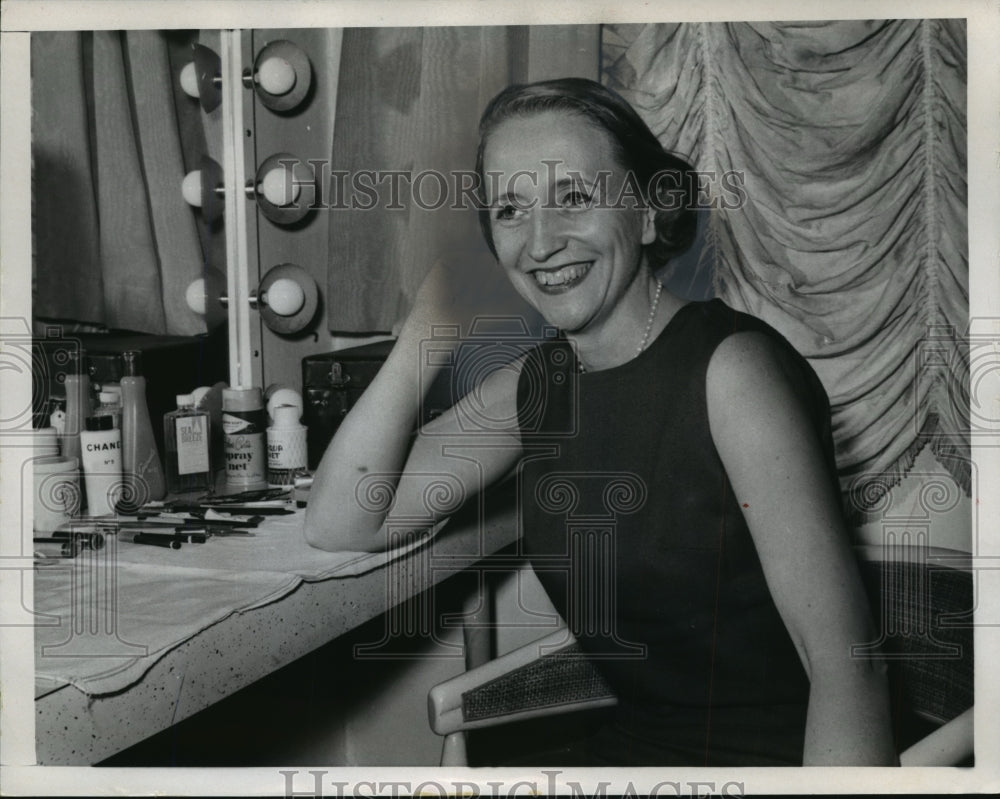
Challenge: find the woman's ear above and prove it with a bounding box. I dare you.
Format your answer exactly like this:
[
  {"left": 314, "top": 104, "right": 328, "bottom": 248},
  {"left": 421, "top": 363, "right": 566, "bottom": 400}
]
[{"left": 641, "top": 206, "right": 658, "bottom": 246}]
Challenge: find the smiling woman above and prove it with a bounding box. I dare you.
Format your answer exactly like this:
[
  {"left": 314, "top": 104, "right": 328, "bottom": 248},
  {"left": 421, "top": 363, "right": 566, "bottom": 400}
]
[
  {"left": 304, "top": 77, "right": 896, "bottom": 767},
  {"left": 481, "top": 111, "right": 660, "bottom": 354},
  {"left": 474, "top": 80, "right": 697, "bottom": 371}
]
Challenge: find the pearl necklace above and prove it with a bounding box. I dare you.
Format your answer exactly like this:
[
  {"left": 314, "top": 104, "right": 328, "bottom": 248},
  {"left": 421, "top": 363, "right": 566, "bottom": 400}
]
[{"left": 577, "top": 281, "right": 663, "bottom": 373}]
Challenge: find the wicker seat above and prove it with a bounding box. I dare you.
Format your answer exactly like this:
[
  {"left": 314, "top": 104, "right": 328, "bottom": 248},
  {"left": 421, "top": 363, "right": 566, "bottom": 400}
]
[
  {"left": 461, "top": 641, "right": 615, "bottom": 723},
  {"left": 428, "top": 546, "right": 974, "bottom": 766}
]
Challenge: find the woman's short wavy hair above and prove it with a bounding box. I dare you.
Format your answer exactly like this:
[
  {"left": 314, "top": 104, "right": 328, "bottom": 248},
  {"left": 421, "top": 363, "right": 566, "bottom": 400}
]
[{"left": 475, "top": 77, "right": 698, "bottom": 270}]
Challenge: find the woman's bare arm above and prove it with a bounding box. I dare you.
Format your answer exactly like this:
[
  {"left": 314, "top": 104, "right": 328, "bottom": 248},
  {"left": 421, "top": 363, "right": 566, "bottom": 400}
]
[
  {"left": 304, "top": 262, "right": 525, "bottom": 552},
  {"left": 706, "top": 331, "right": 896, "bottom": 766}
]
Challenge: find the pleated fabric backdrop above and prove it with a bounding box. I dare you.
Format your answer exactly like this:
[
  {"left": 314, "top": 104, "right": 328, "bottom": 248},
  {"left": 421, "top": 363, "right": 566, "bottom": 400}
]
[{"left": 602, "top": 20, "right": 968, "bottom": 515}]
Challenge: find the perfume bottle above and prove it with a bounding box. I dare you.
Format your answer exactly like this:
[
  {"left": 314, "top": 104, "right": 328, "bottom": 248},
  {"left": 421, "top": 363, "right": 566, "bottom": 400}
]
[
  {"left": 95, "top": 390, "right": 123, "bottom": 431},
  {"left": 80, "top": 413, "right": 122, "bottom": 516}
]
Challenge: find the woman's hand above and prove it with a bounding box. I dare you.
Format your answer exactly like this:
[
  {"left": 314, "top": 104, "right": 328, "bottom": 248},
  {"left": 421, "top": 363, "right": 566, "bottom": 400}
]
[
  {"left": 403, "top": 255, "right": 536, "bottom": 344},
  {"left": 304, "top": 254, "right": 531, "bottom": 554}
]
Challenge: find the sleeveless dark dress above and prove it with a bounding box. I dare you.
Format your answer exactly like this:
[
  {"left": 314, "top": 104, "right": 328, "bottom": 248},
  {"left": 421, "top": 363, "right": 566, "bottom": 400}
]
[{"left": 514, "top": 299, "right": 836, "bottom": 766}]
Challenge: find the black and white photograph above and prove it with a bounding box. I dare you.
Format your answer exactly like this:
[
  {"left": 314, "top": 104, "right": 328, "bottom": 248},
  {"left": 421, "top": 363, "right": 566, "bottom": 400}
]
[{"left": 1, "top": 0, "right": 998, "bottom": 795}]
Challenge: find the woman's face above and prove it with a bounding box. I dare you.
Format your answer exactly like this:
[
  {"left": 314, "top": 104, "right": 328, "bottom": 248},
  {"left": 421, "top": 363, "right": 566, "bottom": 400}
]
[{"left": 481, "top": 110, "right": 656, "bottom": 336}]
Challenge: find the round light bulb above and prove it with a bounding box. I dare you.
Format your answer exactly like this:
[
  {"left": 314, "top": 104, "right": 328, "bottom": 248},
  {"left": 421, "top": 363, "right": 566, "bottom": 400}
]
[
  {"left": 185, "top": 278, "right": 208, "bottom": 315},
  {"left": 260, "top": 167, "right": 300, "bottom": 207},
  {"left": 182, "top": 170, "right": 203, "bottom": 207},
  {"left": 263, "top": 278, "right": 305, "bottom": 316},
  {"left": 180, "top": 61, "right": 200, "bottom": 98},
  {"left": 256, "top": 56, "right": 296, "bottom": 96}
]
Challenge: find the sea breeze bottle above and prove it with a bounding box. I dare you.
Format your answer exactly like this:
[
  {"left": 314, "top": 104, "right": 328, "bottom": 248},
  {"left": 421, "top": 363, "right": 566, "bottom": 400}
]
[
  {"left": 120, "top": 350, "right": 167, "bottom": 505},
  {"left": 222, "top": 387, "right": 267, "bottom": 491},
  {"left": 163, "top": 394, "right": 213, "bottom": 494}
]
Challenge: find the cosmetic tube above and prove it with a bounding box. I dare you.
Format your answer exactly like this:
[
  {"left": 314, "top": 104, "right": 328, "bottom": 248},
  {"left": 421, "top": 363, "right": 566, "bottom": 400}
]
[
  {"left": 33, "top": 537, "right": 80, "bottom": 559},
  {"left": 51, "top": 529, "right": 106, "bottom": 550}
]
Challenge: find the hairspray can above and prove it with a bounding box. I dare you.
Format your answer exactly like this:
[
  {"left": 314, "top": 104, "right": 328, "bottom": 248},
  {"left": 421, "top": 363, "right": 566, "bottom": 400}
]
[{"left": 222, "top": 387, "right": 267, "bottom": 491}]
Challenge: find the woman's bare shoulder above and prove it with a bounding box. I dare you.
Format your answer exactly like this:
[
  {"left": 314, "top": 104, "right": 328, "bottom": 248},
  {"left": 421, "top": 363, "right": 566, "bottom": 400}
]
[{"left": 705, "top": 329, "right": 806, "bottom": 406}]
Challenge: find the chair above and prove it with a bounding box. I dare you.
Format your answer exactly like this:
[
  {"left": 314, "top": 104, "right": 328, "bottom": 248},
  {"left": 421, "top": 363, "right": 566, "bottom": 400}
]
[{"left": 428, "top": 545, "right": 974, "bottom": 766}]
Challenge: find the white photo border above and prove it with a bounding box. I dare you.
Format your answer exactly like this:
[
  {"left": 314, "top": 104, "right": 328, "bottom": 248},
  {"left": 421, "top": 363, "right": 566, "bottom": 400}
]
[{"left": 2, "top": 0, "right": 998, "bottom": 795}]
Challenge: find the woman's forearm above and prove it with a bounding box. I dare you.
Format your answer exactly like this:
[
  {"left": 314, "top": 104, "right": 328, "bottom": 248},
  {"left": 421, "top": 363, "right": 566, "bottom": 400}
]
[
  {"left": 303, "top": 318, "right": 438, "bottom": 551},
  {"left": 302, "top": 258, "right": 525, "bottom": 552},
  {"left": 802, "top": 661, "right": 897, "bottom": 766}
]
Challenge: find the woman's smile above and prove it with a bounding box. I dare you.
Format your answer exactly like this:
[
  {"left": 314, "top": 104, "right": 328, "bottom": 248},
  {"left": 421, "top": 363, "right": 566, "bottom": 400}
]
[
  {"left": 482, "top": 110, "right": 657, "bottom": 342},
  {"left": 529, "top": 261, "right": 593, "bottom": 291}
]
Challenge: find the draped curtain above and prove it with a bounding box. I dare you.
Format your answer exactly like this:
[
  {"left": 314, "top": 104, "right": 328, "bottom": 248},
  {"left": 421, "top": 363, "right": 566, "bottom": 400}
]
[
  {"left": 31, "top": 30, "right": 221, "bottom": 336},
  {"left": 602, "top": 20, "right": 968, "bottom": 514}
]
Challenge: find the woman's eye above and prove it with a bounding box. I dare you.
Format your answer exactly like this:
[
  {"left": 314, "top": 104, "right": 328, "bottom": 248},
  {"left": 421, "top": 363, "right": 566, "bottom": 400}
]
[
  {"left": 494, "top": 204, "right": 521, "bottom": 221},
  {"left": 560, "top": 190, "right": 592, "bottom": 209}
]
